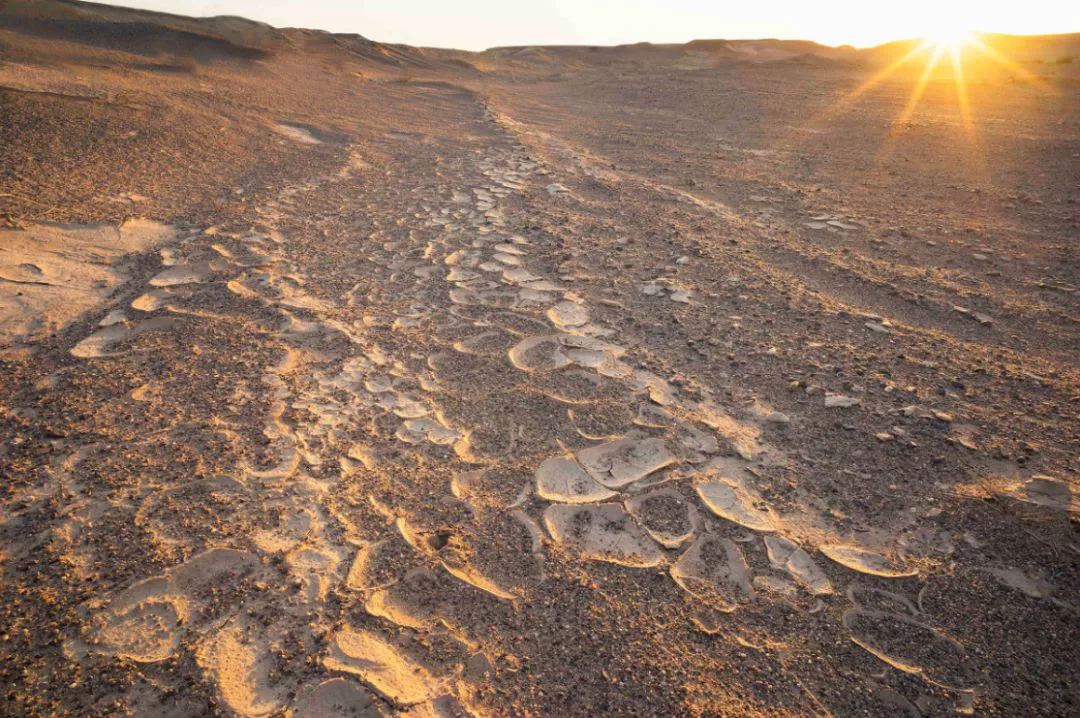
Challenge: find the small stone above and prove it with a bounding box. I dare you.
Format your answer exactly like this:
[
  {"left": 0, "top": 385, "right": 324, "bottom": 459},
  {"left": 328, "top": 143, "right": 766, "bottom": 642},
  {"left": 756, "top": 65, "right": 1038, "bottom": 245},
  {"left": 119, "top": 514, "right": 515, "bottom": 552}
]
[
  {"left": 826, "top": 220, "right": 860, "bottom": 231},
  {"left": 98, "top": 309, "right": 127, "bottom": 327},
  {"left": 824, "top": 393, "right": 860, "bottom": 408},
  {"left": 669, "top": 290, "right": 692, "bottom": 304}
]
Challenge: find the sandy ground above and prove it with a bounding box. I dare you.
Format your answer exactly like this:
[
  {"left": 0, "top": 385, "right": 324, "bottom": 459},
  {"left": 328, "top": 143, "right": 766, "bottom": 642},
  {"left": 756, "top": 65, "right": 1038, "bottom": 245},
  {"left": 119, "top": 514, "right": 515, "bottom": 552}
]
[{"left": 1, "top": 2, "right": 1078, "bottom": 716}]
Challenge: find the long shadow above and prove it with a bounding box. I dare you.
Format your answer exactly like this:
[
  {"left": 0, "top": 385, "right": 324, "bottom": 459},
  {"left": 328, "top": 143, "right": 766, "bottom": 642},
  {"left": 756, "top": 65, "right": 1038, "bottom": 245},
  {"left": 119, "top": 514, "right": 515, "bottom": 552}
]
[{"left": 0, "top": 16, "right": 269, "bottom": 63}]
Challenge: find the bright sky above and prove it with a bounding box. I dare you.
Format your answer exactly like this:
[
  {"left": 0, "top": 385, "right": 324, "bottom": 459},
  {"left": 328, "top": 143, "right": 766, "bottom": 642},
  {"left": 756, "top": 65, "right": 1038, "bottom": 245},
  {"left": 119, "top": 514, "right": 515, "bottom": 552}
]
[{"left": 100, "top": 0, "right": 1079, "bottom": 51}]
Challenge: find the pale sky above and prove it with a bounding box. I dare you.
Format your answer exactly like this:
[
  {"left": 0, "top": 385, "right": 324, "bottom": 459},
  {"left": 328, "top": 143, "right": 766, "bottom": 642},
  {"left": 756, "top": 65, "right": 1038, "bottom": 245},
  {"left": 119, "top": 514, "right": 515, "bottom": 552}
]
[{"left": 99, "top": 0, "right": 1080, "bottom": 51}]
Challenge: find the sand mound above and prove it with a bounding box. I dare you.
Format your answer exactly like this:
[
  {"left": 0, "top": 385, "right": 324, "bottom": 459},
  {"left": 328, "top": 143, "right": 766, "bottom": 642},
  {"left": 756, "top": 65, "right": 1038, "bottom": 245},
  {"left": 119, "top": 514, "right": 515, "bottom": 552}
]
[{"left": 0, "top": 0, "right": 279, "bottom": 61}]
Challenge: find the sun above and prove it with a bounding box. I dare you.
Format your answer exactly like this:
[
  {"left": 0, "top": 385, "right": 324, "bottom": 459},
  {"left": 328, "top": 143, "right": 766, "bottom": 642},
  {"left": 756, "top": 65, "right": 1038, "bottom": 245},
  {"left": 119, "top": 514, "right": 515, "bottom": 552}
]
[{"left": 924, "top": 24, "right": 974, "bottom": 50}]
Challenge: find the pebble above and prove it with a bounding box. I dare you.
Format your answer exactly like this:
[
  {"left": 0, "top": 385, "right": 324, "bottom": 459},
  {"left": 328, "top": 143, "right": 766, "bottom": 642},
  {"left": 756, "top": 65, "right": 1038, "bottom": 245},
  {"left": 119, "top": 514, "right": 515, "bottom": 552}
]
[
  {"left": 954, "top": 306, "right": 993, "bottom": 326},
  {"left": 826, "top": 220, "right": 860, "bottom": 231},
  {"left": 669, "top": 290, "right": 692, "bottom": 303},
  {"left": 824, "top": 393, "right": 861, "bottom": 408}
]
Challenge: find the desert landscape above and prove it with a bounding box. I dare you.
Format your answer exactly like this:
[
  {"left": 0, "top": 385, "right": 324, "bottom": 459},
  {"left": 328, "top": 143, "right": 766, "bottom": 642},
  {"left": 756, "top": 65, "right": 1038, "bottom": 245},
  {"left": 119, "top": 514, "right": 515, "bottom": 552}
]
[{"left": 0, "top": 0, "right": 1078, "bottom": 715}]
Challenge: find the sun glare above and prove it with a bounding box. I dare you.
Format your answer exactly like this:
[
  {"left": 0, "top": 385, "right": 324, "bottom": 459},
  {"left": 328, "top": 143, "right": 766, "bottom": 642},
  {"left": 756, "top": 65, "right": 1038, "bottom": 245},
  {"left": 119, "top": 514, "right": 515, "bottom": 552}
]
[
  {"left": 925, "top": 25, "right": 974, "bottom": 50},
  {"left": 777, "top": 16, "right": 1056, "bottom": 172}
]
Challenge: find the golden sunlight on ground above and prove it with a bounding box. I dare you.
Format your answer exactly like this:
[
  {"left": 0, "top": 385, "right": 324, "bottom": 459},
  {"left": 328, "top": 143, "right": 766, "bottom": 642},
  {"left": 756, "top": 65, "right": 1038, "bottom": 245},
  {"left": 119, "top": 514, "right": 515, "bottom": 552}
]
[
  {"left": 802, "top": 27, "right": 1051, "bottom": 155},
  {"left": 898, "top": 31, "right": 1046, "bottom": 134}
]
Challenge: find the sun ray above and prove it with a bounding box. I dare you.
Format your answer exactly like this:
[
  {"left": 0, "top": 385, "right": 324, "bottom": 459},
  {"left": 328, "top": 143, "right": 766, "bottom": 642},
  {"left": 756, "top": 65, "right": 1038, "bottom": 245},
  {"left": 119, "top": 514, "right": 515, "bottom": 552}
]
[
  {"left": 966, "top": 35, "right": 1055, "bottom": 93},
  {"left": 947, "top": 45, "right": 993, "bottom": 188},
  {"left": 895, "top": 44, "right": 944, "bottom": 128},
  {"left": 758, "top": 25, "right": 1058, "bottom": 174},
  {"left": 827, "top": 40, "right": 932, "bottom": 118},
  {"left": 756, "top": 40, "right": 931, "bottom": 160},
  {"left": 949, "top": 47, "right": 976, "bottom": 141},
  {"left": 873, "top": 44, "right": 944, "bottom": 165}
]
